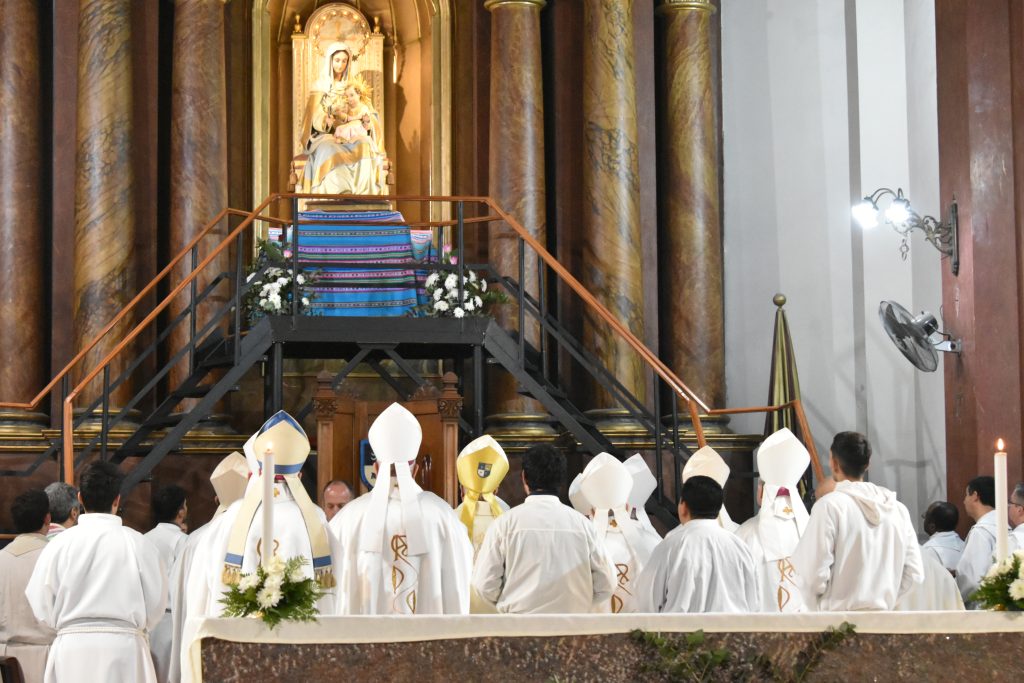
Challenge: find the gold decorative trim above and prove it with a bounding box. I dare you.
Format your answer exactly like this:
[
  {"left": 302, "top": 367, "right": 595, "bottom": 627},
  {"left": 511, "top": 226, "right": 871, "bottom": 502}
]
[
  {"left": 656, "top": 0, "right": 716, "bottom": 15},
  {"left": 484, "top": 0, "right": 547, "bottom": 10}
]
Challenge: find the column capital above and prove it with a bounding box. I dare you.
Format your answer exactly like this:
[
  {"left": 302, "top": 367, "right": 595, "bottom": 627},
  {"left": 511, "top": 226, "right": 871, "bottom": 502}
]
[
  {"left": 484, "top": 0, "right": 546, "bottom": 12},
  {"left": 656, "top": 0, "right": 716, "bottom": 16}
]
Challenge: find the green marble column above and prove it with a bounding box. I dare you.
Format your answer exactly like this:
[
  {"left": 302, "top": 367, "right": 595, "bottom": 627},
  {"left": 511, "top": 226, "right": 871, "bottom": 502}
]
[
  {"left": 657, "top": 0, "right": 724, "bottom": 407},
  {"left": 581, "top": 0, "right": 647, "bottom": 406},
  {"left": 73, "top": 0, "right": 136, "bottom": 405}
]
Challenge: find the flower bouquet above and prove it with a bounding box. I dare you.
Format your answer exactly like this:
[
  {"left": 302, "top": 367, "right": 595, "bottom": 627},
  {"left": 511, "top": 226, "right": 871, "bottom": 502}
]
[
  {"left": 417, "top": 250, "right": 507, "bottom": 318},
  {"left": 972, "top": 549, "right": 1024, "bottom": 610},
  {"left": 219, "top": 555, "right": 324, "bottom": 629},
  {"left": 242, "top": 239, "right": 319, "bottom": 324}
]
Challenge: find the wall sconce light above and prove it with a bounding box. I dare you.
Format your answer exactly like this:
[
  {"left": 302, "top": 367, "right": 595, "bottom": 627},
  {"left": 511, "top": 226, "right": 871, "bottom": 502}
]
[{"left": 852, "top": 187, "right": 959, "bottom": 275}]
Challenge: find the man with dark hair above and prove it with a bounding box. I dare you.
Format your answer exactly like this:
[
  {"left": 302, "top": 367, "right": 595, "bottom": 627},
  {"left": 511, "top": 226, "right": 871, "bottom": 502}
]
[
  {"left": 0, "top": 490, "right": 56, "bottom": 682},
  {"left": 922, "top": 501, "right": 964, "bottom": 572},
  {"left": 471, "top": 445, "right": 614, "bottom": 613},
  {"left": 26, "top": 460, "right": 166, "bottom": 682},
  {"left": 145, "top": 484, "right": 188, "bottom": 683},
  {"left": 322, "top": 479, "right": 354, "bottom": 521},
  {"left": 956, "top": 475, "right": 1004, "bottom": 605},
  {"left": 790, "top": 431, "right": 924, "bottom": 611},
  {"left": 634, "top": 476, "right": 759, "bottom": 613},
  {"left": 44, "top": 482, "right": 80, "bottom": 537}
]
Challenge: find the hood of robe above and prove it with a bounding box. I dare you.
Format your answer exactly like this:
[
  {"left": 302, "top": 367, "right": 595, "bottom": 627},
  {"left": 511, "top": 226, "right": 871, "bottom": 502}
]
[{"left": 834, "top": 480, "right": 896, "bottom": 526}]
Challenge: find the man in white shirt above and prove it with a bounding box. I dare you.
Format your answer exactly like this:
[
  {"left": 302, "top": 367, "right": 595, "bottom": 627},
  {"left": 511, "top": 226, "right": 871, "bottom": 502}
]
[
  {"left": 43, "top": 482, "right": 79, "bottom": 538},
  {"left": 0, "top": 490, "right": 56, "bottom": 682},
  {"left": 578, "top": 453, "right": 662, "bottom": 613},
  {"left": 921, "top": 501, "right": 964, "bottom": 572},
  {"left": 956, "top": 476, "right": 1002, "bottom": 606},
  {"left": 682, "top": 446, "right": 739, "bottom": 532},
  {"left": 790, "top": 431, "right": 924, "bottom": 611},
  {"left": 472, "top": 444, "right": 615, "bottom": 613},
  {"left": 145, "top": 485, "right": 188, "bottom": 683},
  {"left": 26, "top": 460, "right": 166, "bottom": 682},
  {"left": 634, "top": 475, "right": 759, "bottom": 613},
  {"left": 331, "top": 403, "right": 472, "bottom": 615},
  {"left": 735, "top": 428, "right": 810, "bottom": 613},
  {"left": 1008, "top": 483, "right": 1024, "bottom": 552}
]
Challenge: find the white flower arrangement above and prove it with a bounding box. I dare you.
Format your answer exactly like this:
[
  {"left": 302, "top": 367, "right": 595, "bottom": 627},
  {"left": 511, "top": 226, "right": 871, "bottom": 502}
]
[
  {"left": 973, "top": 549, "right": 1024, "bottom": 610},
  {"left": 219, "top": 555, "right": 322, "bottom": 629},
  {"left": 243, "top": 240, "right": 319, "bottom": 324},
  {"left": 416, "top": 250, "right": 506, "bottom": 318}
]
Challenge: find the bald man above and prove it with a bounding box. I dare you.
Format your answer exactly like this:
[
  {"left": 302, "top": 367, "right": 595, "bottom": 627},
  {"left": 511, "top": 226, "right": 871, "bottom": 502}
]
[{"left": 322, "top": 480, "right": 354, "bottom": 521}]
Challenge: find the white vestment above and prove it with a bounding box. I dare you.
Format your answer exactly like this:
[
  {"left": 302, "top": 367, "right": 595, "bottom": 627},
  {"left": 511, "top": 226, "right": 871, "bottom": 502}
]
[
  {"left": 0, "top": 534, "right": 55, "bottom": 682},
  {"left": 599, "top": 521, "right": 662, "bottom": 614},
  {"left": 25, "top": 513, "right": 166, "bottom": 683},
  {"left": 735, "top": 515, "right": 805, "bottom": 613},
  {"left": 331, "top": 483, "right": 472, "bottom": 615},
  {"left": 472, "top": 495, "right": 615, "bottom": 614},
  {"left": 454, "top": 497, "right": 511, "bottom": 614},
  {"left": 144, "top": 523, "right": 187, "bottom": 683},
  {"left": 895, "top": 550, "right": 965, "bottom": 611},
  {"left": 790, "top": 481, "right": 924, "bottom": 611},
  {"left": 169, "top": 519, "right": 222, "bottom": 683},
  {"left": 956, "top": 510, "right": 1002, "bottom": 606},
  {"left": 1010, "top": 524, "right": 1024, "bottom": 553},
  {"left": 922, "top": 530, "right": 965, "bottom": 573},
  {"left": 634, "top": 519, "right": 760, "bottom": 613}
]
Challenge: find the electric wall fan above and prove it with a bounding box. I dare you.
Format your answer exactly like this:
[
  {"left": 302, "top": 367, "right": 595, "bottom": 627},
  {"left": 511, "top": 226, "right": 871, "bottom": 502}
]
[{"left": 878, "top": 300, "right": 961, "bottom": 372}]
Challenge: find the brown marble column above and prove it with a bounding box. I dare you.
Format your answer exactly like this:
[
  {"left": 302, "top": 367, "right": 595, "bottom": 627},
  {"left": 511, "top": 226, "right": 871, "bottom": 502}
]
[
  {"left": 73, "top": 0, "right": 136, "bottom": 406},
  {"left": 0, "top": 1, "right": 47, "bottom": 426},
  {"left": 581, "top": 0, "right": 647, "bottom": 406},
  {"left": 485, "top": 0, "right": 549, "bottom": 422},
  {"left": 657, "top": 0, "right": 722, "bottom": 407},
  {"left": 168, "top": 0, "right": 229, "bottom": 402}
]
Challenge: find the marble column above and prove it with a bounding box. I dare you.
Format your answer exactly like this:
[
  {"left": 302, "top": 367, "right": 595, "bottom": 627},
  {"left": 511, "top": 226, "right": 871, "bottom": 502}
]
[
  {"left": 0, "top": 1, "right": 47, "bottom": 427},
  {"left": 581, "top": 0, "right": 647, "bottom": 406},
  {"left": 657, "top": 0, "right": 723, "bottom": 407},
  {"left": 73, "top": 0, "right": 136, "bottom": 406},
  {"left": 168, "top": 0, "right": 229, "bottom": 404},
  {"left": 485, "top": 0, "right": 548, "bottom": 421}
]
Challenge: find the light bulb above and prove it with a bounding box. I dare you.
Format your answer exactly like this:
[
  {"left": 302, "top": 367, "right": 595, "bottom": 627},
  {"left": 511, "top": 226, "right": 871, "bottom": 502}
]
[
  {"left": 852, "top": 200, "right": 879, "bottom": 229},
  {"left": 885, "top": 198, "right": 911, "bottom": 225}
]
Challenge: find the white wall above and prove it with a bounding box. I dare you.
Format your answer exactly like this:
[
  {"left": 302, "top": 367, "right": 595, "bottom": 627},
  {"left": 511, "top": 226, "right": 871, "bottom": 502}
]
[{"left": 721, "top": 0, "right": 945, "bottom": 531}]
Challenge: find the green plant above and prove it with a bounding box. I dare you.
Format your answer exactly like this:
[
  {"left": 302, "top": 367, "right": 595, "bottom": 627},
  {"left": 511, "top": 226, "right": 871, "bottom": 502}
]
[
  {"left": 219, "top": 555, "right": 324, "bottom": 629},
  {"left": 242, "top": 239, "right": 319, "bottom": 323},
  {"left": 413, "top": 250, "right": 507, "bottom": 318},
  {"left": 972, "top": 550, "right": 1024, "bottom": 610}
]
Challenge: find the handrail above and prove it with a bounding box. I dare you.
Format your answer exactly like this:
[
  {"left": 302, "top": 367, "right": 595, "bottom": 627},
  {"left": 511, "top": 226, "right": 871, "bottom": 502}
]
[
  {"left": 708, "top": 399, "right": 824, "bottom": 482},
  {"left": 0, "top": 208, "right": 288, "bottom": 410}
]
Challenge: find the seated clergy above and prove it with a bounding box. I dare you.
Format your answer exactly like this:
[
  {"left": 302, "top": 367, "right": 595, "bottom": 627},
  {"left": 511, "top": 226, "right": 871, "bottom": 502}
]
[
  {"left": 44, "top": 482, "right": 80, "bottom": 538},
  {"left": 682, "top": 446, "right": 740, "bottom": 532},
  {"left": 790, "top": 432, "right": 924, "bottom": 611},
  {"left": 578, "top": 453, "right": 662, "bottom": 613},
  {"left": 0, "top": 490, "right": 56, "bottom": 683},
  {"left": 956, "top": 476, "right": 1002, "bottom": 606},
  {"left": 624, "top": 453, "right": 662, "bottom": 537},
  {"left": 454, "top": 435, "right": 511, "bottom": 558},
  {"left": 145, "top": 484, "right": 189, "bottom": 683},
  {"left": 331, "top": 403, "right": 472, "bottom": 614},
  {"left": 735, "top": 428, "right": 810, "bottom": 613},
  {"left": 921, "top": 501, "right": 964, "bottom": 573},
  {"left": 170, "top": 451, "right": 248, "bottom": 683},
  {"left": 1008, "top": 483, "right": 1024, "bottom": 552},
  {"left": 26, "top": 461, "right": 166, "bottom": 683},
  {"left": 322, "top": 480, "right": 354, "bottom": 522},
  {"left": 472, "top": 444, "right": 615, "bottom": 614},
  {"left": 895, "top": 548, "right": 965, "bottom": 612},
  {"left": 634, "top": 476, "right": 760, "bottom": 613}
]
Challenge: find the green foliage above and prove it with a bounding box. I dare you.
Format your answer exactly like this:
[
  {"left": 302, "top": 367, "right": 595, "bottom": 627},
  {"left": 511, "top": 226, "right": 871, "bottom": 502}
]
[
  {"left": 971, "top": 551, "right": 1024, "bottom": 610},
  {"left": 412, "top": 249, "right": 508, "bottom": 318},
  {"left": 219, "top": 556, "right": 324, "bottom": 630},
  {"left": 631, "top": 622, "right": 856, "bottom": 683},
  {"left": 242, "top": 239, "right": 320, "bottom": 324}
]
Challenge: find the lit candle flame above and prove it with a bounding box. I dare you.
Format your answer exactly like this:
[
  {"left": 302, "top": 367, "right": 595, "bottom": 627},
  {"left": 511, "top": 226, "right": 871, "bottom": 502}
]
[
  {"left": 264, "top": 441, "right": 273, "bottom": 453},
  {"left": 997, "top": 438, "right": 1006, "bottom": 451}
]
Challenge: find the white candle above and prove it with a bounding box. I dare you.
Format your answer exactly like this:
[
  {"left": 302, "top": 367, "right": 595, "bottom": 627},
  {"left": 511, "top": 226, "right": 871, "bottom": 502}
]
[
  {"left": 995, "top": 438, "right": 1009, "bottom": 564},
  {"left": 261, "top": 443, "right": 275, "bottom": 569}
]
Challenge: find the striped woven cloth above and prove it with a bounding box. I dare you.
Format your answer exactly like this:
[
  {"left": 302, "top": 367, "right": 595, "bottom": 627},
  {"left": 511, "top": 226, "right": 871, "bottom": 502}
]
[{"left": 281, "top": 210, "right": 421, "bottom": 317}]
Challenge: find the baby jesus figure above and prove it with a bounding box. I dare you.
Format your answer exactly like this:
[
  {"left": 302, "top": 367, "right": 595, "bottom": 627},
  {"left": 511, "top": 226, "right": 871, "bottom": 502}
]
[{"left": 333, "top": 83, "right": 375, "bottom": 144}]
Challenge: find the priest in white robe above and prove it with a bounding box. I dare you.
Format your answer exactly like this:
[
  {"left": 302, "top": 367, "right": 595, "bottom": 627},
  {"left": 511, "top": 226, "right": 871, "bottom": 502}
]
[
  {"left": 145, "top": 484, "right": 188, "bottom": 683},
  {"left": 578, "top": 453, "right": 661, "bottom": 613},
  {"left": 956, "top": 475, "right": 1001, "bottom": 606},
  {"left": 920, "top": 501, "right": 964, "bottom": 572},
  {"left": 682, "top": 446, "right": 739, "bottom": 532},
  {"left": 26, "top": 461, "right": 166, "bottom": 683},
  {"left": 1, "top": 490, "right": 56, "bottom": 683},
  {"left": 624, "top": 453, "right": 662, "bottom": 537},
  {"left": 735, "top": 428, "right": 809, "bottom": 613},
  {"left": 790, "top": 431, "right": 923, "bottom": 611},
  {"left": 169, "top": 451, "right": 248, "bottom": 683},
  {"left": 895, "top": 550, "right": 965, "bottom": 611},
  {"left": 453, "top": 435, "right": 511, "bottom": 614},
  {"left": 331, "top": 403, "right": 472, "bottom": 615},
  {"left": 634, "top": 475, "right": 759, "bottom": 613},
  {"left": 1007, "top": 483, "right": 1024, "bottom": 553},
  {"left": 472, "top": 444, "right": 615, "bottom": 613}
]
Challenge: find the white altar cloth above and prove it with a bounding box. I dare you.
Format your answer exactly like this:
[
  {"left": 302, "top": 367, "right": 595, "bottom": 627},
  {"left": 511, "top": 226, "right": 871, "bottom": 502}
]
[{"left": 187, "top": 611, "right": 1024, "bottom": 682}]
